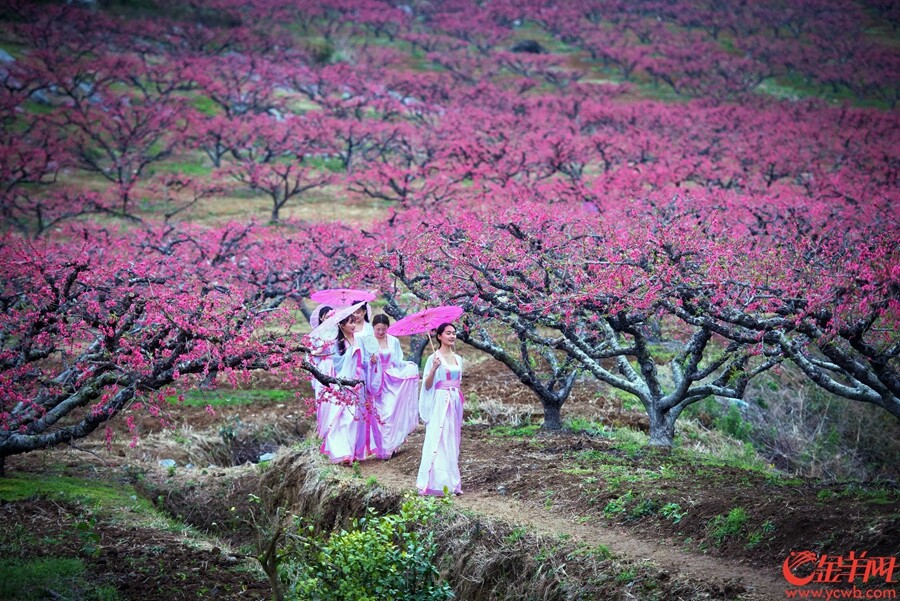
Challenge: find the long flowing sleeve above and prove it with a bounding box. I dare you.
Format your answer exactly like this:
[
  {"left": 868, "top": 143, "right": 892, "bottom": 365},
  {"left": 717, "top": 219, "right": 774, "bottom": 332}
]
[
  {"left": 419, "top": 354, "right": 437, "bottom": 424},
  {"left": 388, "top": 335, "right": 405, "bottom": 368}
]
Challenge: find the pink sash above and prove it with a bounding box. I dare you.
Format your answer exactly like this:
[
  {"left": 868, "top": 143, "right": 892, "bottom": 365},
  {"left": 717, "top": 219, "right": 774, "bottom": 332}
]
[{"left": 435, "top": 378, "right": 464, "bottom": 404}]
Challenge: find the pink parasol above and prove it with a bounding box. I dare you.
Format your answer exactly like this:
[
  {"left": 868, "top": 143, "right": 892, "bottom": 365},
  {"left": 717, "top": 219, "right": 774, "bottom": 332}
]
[
  {"left": 309, "top": 302, "right": 365, "bottom": 342},
  {"left": 387, "top": 305, "right": 463, "bottom": 337},
  {"left": 311, "top": 288, "right": 377, "bottom": 307}
]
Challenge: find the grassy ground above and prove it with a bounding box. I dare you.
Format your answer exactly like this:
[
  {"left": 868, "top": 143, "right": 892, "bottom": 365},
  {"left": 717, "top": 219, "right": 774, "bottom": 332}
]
[{"left": 0, "top": 471, "right": 269, "bottom": 601}]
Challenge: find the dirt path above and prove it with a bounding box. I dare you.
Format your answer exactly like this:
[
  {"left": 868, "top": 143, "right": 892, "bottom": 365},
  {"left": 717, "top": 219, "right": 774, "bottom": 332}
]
[{"left": 357, "top": 429, "right": 787, "bottom": 601}]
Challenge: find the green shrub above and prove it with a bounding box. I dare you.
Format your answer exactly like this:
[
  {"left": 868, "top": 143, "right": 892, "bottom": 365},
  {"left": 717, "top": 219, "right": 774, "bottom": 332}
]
[
  {"left": 707, "top": 507, "right": 749, "bottom": 546},
  {"left": 659, "top": 502, "right": 686, "bottom": 524},
  {"left": 715, "top": 404, "right": 753, "bottom": 442},
  {"left": 603, "top": 490, "right": 634, "bottom": 517},
  {"left": 281, "top": 494, "right": 453, "bottom": 601}
]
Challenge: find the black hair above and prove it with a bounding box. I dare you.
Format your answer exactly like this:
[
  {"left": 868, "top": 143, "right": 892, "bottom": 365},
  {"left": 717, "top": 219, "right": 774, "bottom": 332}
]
[
  {"left": 372, "top": 314, "right": 390, "bottom": 327},
  {"left": 336, "top": 313, "right": 354, "bottom": 355},
  {"left": 317, "top": 305, "right": 333, "bottom": 322},
  {"left": 352, "top": 301, "right": 370, "bottom": 322},
  {"left": 434, "top": 322, "right": 456, "bottom": 348}
]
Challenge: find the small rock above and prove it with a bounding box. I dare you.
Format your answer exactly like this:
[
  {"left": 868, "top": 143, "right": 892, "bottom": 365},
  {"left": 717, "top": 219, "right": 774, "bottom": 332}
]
[
  {"left": 258, "top": 452, "right": 276, "bottom": 462},
  {"left": 158, "top": 458, "right": 177, "bottom": 468},
  {"left": 497, "top": 485, "right": 507, "bottom": 496}
]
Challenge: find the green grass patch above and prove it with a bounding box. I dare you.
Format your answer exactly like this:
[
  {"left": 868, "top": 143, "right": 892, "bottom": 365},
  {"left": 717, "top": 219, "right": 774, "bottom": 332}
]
[
  {"left": 166, "top": 388, "right": 294, "bottom": 407},
  {"left": 0, "top": 473, "right": 205, "bottom": 538},
  {"left": 21, "top": 100, "right": 58, "bottom": 115},
  {"left": 506, "top": 21, "right": 580, "bottom": 55},
  {"left": 659, "top": 502, "right": 687, "bottom": 524},
  {"left": 647, "top": 343, "right": 680, "bottom": 364},
  {"left": 564, "top": 416, "right": 607, "bottom": 436},
  {"left": 609, "top": 427, "right": 648, "bottom": 455},
  {"left": 609, "top": 388, "right": 644, "bottom": 411},
  {"left": 304, "top": 155, "right": 345, "bottom": 172},
  {"left": 745, "top": 520, "right": 776, "bottom": 549},
  {"left": 0, "top": 474, "right": 155, "bottom": 516},
  {"left": 707, "top": 507, "right": 748, "bottom": 546},
  {"left": 191, "top": 94, "right": 221, "bottom": 116},
  {"left": 837, "top": 484, "right": 898, "bottom": 506},
  {"left": 148, "top": 159, "right": 213, "bottom": 177},
  {"left": 0, "top": 557, "right": 121, "bottom": 601},
  {"left": 488, "top": 424, "right": 541, "bottom": 438}
]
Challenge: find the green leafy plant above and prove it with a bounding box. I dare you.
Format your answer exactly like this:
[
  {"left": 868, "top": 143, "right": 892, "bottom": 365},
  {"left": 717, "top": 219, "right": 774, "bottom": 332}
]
[
  {"left": 746, "top": 520, "right": 776, "bottom": 549},
  {"left": 707, "top": 507, "right": 749, "bottom": 546},
  {"left": 504, "top": 527, "right": 528, "bottom": 545},
  {"left": 280, "top": 494, "right": 453, "bottom": 601},
  {"left": 659, "top": 503, "right": 687, "bottom": 524},
  {"left": 603, "top": 490, "right": 634, "bottom": 518}
]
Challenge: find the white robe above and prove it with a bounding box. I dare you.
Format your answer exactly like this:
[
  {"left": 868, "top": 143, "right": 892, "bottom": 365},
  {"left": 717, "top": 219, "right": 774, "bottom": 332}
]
[
  {"left": 368, "top": 335, "right": 419, "bottom": 458},
  {"left": 319, "top": 337, "right": 371, "bottom": 463},
  {"left": 416, "top": 352, "right": 464, "bottom": 496}
]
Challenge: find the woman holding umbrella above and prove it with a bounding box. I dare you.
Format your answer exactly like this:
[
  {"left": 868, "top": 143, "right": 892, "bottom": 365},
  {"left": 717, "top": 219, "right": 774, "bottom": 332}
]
[
  {"left": 416, "top": 322, "right": 464, "bottom": 496},
  {"left": 315, "top": 303, "right": 373, "bottom": 464},
  {"left": 310, "top": 288, "right": 377, "bottom": 338},
  {"left": 308, "top": 305, "right": 336, "bottom": 438}
]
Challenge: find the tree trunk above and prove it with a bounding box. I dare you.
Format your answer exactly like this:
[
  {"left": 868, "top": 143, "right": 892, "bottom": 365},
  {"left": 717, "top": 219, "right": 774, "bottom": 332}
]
[
  {"left": 541, "top": 402, "right": 562, "bottom": 430},
  {"left": 647, "top": 405, "right": 676, "bottom": 447},
  {"left": 409, "top": 336, "right": 429, "bottom": 368}
]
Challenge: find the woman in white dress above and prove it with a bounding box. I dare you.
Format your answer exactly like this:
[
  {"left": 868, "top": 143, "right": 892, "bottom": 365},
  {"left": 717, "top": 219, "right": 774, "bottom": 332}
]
[
  {"left": 416, "top": 323, "right": 464, "bottom": 496},
  {"left": 320, "top": 312, "right": 371, "bottom": 463},
  {"left": 352, "top": 301, "right": 375, "bottom": 337},
  {"left": 367, "top": 314, "right": 420, "bottom": 459},
  {"left": 308, "top": 305, "right": 337, "bottom": 438}
]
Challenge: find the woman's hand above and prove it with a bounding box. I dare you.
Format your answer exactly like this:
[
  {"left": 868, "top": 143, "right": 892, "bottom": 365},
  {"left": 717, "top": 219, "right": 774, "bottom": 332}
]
[{"left": 431, "top": 355, "right": 441, "bottom": 374}]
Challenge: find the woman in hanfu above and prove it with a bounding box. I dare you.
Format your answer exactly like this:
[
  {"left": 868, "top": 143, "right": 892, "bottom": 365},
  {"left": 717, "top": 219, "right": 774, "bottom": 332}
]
[
  {"left": 320, "top": 311, "right": 372, "bottom": 464},
  {"left": 416, "top": 323, "right": 464, "bottom": 496},
  {"left": 308, "top": 305, "right": 337, "bottom": 438},
  {"left": 366, "top": 314, "right": 420, "bottom": 459},
  {"left": 352, "top": 301, "right": 375, "bottom": 337}
]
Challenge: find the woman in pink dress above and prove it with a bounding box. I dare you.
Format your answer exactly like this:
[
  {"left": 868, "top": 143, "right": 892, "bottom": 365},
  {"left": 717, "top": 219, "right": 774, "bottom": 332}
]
[
  {"left": 416, "top": 323, "right": 464, "bottom": 496},
  {"left": 367, "top": 314, "right": 420, "bottom": 459},
  {"left": 320, "top": 312, "right": 371, "bottom": 464}
]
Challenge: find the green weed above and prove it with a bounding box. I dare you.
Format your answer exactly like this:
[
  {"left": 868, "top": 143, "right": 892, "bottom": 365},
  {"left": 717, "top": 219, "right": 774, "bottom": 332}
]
[
  {"left": 708, "top": 507, "right": 749, "bottom": 546},
  {"left": 745, "top": 520, "right": 776, "bottom": 549},
  {"left": 604, "top": 490, "right": 635, "bottom": 518},
  {"left": 489, "top": 424, "right": 541, "bottom": 437},
  {"left": 505, "top": 527, "right": 528, "bottom": 544},
  {"left": 660, "top": 502, "right": 687, "bottom": 524},
  {"left": 0, "top": 557, "right": 121, "bottom": 601},
  {"left": 167, "top": 388, "right": 294, "bottom": 407}
]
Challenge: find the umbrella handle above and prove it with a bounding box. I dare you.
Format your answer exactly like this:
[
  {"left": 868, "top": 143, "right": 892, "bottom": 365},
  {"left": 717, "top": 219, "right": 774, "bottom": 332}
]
[{"left": 427, "top": 333, "right": 436, "bottom": 355}]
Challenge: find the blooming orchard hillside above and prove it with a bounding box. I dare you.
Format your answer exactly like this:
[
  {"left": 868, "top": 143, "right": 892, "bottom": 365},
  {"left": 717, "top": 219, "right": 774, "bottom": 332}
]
[{"left": 1, "top": 0, "right": 897, "bottom": 458}]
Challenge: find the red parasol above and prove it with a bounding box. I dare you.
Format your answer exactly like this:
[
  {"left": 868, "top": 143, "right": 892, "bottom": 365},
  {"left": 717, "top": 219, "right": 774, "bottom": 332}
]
[
  {"left": 386, "top": 305, "right": 464, "bottom": 351},
  {"left": 310, "top": 288, "right": 377, "bottom": 307}
]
